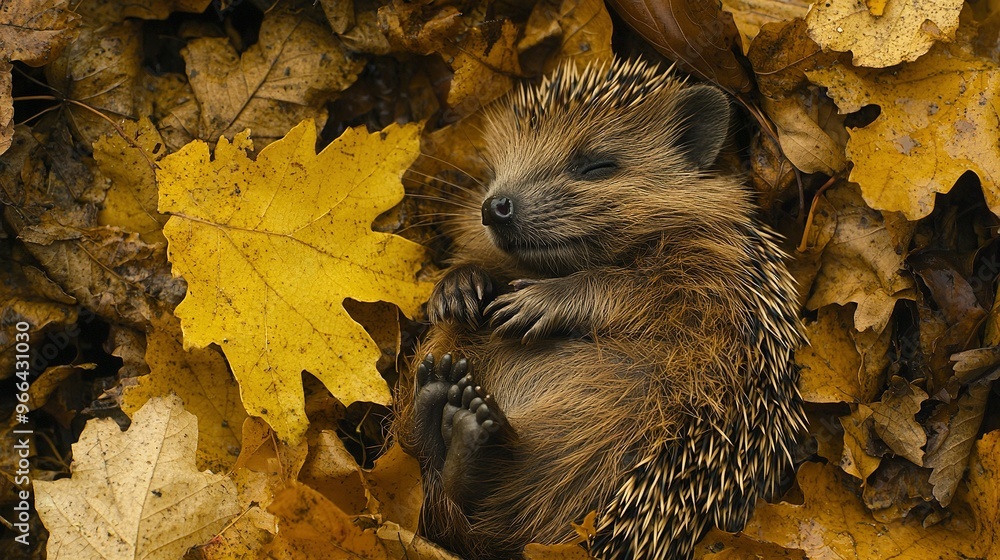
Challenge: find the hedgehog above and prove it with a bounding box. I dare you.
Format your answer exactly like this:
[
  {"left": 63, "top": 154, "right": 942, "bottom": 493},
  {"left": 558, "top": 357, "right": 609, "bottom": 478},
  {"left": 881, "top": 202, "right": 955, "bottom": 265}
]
[{"left": 395, "top": 58, "right": 807, "bottom": 560}]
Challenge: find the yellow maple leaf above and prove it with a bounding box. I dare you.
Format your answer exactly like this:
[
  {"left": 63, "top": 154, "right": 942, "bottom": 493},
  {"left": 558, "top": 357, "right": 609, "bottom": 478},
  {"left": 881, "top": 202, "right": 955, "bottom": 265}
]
[{"left": 157, "top": 119, "right": 432, "bottom": 444}]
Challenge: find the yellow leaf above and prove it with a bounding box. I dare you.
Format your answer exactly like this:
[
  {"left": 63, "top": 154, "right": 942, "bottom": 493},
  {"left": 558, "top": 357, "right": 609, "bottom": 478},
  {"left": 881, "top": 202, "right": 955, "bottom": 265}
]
[
  {"left": 34, "top": 396, "right": 240, "bottom": 559},
  {"left": 743, "top": 462, "right": 983, "bottom": 559},
  {"left": 808, "top": 44, "right": 1000, "bottom": 220},
  {"left": 95, "top": 117, "right": 169, "bottom": 244},
  {"left": 968, "top": 430, "right": 1000, "bottom": 559},
  {"left": 157, "top": 119, "right": 432, "bottom": 444},
  {"left": 121, "top": 314, "right": 248, "bottom": 473},
  {"left": 806, "top": 0, "right": 961, "bottom": 68}
]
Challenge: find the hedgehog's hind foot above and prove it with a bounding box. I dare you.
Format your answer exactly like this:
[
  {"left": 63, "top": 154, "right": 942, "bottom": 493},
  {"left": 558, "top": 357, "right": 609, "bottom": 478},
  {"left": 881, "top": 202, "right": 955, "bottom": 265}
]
[
  {"left": 412, "top": 353, "right": 467, "bottom": 468},
  {"left": 441, "top": 370, "right": 509, "bottom": 503}
]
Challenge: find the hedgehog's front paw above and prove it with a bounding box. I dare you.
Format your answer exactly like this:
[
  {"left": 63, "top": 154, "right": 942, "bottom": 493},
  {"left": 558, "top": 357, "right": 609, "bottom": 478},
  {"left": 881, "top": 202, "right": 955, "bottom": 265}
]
[
  {"left": 485, "top": 279, "right": 581, "bottom": 343},
  {"left": 427, "top": 264, "right": 495, "bottom": 329}
]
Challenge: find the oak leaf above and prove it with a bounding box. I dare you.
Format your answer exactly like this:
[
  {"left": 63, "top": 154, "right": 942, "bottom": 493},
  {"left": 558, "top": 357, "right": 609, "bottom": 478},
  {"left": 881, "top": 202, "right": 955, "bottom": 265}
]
[
  {"left": 34, "top": 396, "right": 240, "bottom": 559},
  {"left": 808, "top": 43, "right": 1000, "bottom": 220},
  {"left": 806, "top": 0, "right": 961, "bottom": 68},
  {"left": 157, "top": 119, "right": 432, "bottom": 444}
]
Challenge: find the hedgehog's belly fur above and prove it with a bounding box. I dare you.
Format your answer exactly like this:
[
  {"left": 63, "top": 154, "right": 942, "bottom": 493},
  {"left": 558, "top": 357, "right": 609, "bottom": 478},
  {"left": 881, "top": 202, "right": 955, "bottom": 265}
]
[{"left": 410, "top": 319, "right": 749, "bottom": 559}]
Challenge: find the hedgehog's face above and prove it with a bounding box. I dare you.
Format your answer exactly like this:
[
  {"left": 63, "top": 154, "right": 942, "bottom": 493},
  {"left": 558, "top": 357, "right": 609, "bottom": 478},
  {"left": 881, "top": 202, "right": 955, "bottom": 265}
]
[{"left": 479, "top": 64, "right": 734, "bottom": 276}]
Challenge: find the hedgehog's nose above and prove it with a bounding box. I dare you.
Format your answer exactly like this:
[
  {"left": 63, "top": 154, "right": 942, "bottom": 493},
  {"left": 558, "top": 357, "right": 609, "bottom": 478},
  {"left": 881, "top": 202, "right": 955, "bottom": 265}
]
[{"left": 482, "top": 196, "right": 514, "bottom": 226}]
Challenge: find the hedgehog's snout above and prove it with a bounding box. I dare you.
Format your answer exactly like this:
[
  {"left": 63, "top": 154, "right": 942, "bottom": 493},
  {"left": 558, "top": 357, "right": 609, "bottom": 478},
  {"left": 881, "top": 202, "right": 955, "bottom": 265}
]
[{"left": 482, "top": 196, "right": 514, "bottom": 227}]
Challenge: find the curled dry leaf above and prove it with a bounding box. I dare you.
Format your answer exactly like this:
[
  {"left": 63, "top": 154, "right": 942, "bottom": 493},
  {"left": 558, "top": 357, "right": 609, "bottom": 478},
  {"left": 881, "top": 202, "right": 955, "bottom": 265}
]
[
  {"left": 33, "top": 396, "right": 240, "bottom": 560},
  {"left": 804, "top": 182, "right": 917, "bottom": 333},
  {"left": 839, "top": 404, "right": 882, "bottom": 482},
  {"left": 157, "top": 120, "right": 432, "bottom": 444},
  {"left": 806, "top": 0, "right": 962, "bottom": 68},
  {"left": 606, "top": 0, "right": 752, "bottom": 93},
  {"left": 747, "top": 18, "right": 847, "bottom": 176}
]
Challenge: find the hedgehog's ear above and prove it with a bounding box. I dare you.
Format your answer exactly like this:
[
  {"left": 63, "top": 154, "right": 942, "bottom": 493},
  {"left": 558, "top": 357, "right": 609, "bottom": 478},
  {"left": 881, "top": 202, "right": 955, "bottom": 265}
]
[{"left": 672, "top": 85, "right": 731, "bottom": 168}]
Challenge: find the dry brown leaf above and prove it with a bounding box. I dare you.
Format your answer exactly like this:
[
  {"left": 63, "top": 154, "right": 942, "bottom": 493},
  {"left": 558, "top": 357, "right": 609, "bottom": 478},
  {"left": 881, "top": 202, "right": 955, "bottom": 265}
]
[
  {"left": 924, "top": 378, "right": 994, "bottom": 506},
  {"left": 44, "top": 21, "right": 142, "bottom": 146},
  {"left": 804, "top": 182, "right": 917, "bottom": 333},
  {"left": 606, "top": 0, "right": 752, "bottom": 93},
  {"left": 839, "top": 404, "right": 882, "bottom": 482},
  {"left": 870, "top": 376, "right": 928, "bottom": 466},
  {"left": 34, "top": 396, "right": 240, "bottom": 559},
  {"left": 862, "top": 459, "right": 935, "bottom": 522},
  {"left": 138, "top": 72, "right": 200, "bottom": 153},
  {"left": 378, "top": 1, "right": 464, "bottom": 55},
  {"left": 300, "top": 430, "right": 368, "bottom": 515},
  {"left": 189, "top": 468, "right": 277, "bottom": 560},
  {"left": 376, "top": 522, "right": 461, "bottom": 560},
  {"left": 1, "top": 126, "right": 184, "bottom": 328},
  {"left": 807, "top": 0, "right": 962, "bottom": 68},
  {"left": 265, "top": 482, "right": 388, "bottom": 559},
  {"left": 968, "top": 430, "right": 1000, "bottom": 559},
  {"left": 743, "top": 461, "right": 983, "bottom": 559},
  {"left": 182, "top": 11, "right": 363, "bottom": 148},
  {"left": 720, "top": 0, "right": 810, "bottom": 53},
  {"left": 233, "top": 417, "right": 309, "bottom": 486},
  {"left": 808, "top": 42, "right": 1000, "bottom": 220},
  {"left": 747, "top": 18, "right": 847, "bottom": 175},
  {"left": 523, "top": 543, "right": 594, "bottom": 559},
  {"left": 0, "top": 0, "right": 80, "bottom": 66},
  {"left": 320, "top": 0, "right": 354, "bottom": 34}
]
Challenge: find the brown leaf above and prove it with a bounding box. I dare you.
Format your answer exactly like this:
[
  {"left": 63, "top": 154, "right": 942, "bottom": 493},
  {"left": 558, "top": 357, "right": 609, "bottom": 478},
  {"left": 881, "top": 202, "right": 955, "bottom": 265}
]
[
  {"left": 797, "top": 304, "right": 887, "bottom": 403},
  {"left": 839, "top": 404, "right": 882, "bottom": 482},
  {"left": 924, "top": 378, "right": 993, "bottom": 506},
  {"left": 862, "top": 459, "right": 935, "bottom": 522},
  {"left": 694, "top": 527, "right": 806, "bottom": 559},
  {"left": 44, "top": 21, "right": 142, "bottom": 146},
  {"left": 720, "top": 0, "right": 811, "bottom": 53},
  {"left": 445, "top": 20, "right": 522, "bottom": 118},
  {"left": 182, "top": 11, "right": 363, "bottom": 147},
  {"left": 870, "top": 376, "right": 928, "bottom": 466},
  {"left": 744, "top": 462, "right": 982, "bottom": 559},
  {"left": 804, "top": 182, "right": 917, "bottom": 333},
  {"left": 0, "top": 0, "right": 80, "bottom": 66},
  {"left": 967, "top": 430, "right": 1000, "bottom": 559},
  {"left": 606, "top": 0, "right": 752, "bottom": 93}
]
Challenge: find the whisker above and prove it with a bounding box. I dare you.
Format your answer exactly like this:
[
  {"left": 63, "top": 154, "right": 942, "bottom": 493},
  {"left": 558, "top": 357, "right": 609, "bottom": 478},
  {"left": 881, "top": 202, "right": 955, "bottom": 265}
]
[{"left": 416, "top": 153, "right": 489, "bottom": 189}]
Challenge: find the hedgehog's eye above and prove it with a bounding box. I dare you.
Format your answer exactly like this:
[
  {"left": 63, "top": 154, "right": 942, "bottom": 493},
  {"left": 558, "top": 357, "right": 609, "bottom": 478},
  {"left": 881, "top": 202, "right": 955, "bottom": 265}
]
[{"left": 571, "top": 155, "right": 618, "bottom": 179}]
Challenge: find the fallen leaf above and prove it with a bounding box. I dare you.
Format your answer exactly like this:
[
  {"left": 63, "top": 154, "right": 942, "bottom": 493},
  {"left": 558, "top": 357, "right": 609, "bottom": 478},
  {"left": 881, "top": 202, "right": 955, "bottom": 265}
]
[
  {"left": 446, "top": 20, "right": 521, "bottom": 118},
  {"left": 924, "top": 378, "right": 993, "bottom": 506},
  {"left": 44, "top": 21, "right": 142, "bottom": 146},
  {"left": 523, "top": 543, "right": 594, "bottom": 559},
  {"left": 157, "top": 119, "right": 432, "bottom": 444},
  {"left": 862, "top": 458, "right": 935, "bottom": 522},
  {"left": 870, "top": 376, "right": 928, "bottom": 466},
  {"left": 694, "top": 527, "right": 806, "bottom": 559},
  {"left": 806, "top": 0, "right": 962, "bottom": 68},
  {"left": 720, "top": 0, "right": 810, "bottom": 53},
  {"left": 606, "top": 0, "right": 752, "bottom": 93},
  {"left": 0, "top": 0, "right": 80, "bottom": 66},
  {"left": 121, "top": 314, "right": 247, "bottom": 473},
  {"left": 967, "top": 430, "right": 1000, "bottom": 559},
  {"left": 94, "top": 117, "right": 169, "bottom": 244},
  {"left": 804, "top": 182, "right": 917, "bottom": 333},
  {"left": 264, "top": 482, "right": 388, "bottom": 559},
  {"left": 0, "top": 59, "right": 10, "bottom": 157},
  {"left": 34, "top": 395, "right": 240, "bottom": 559},
  {"left": 839, "top": 404, "right": 882, "bottom": 482},
  {"left": 182, "top": 11, "right": 363, "bottom": 148},
  {"left": 376, "top": 521, "right": 461, "bottom": 559},
  {"left": 797, "top": 305, "right": 865, "bottom": 403},
  {"left": 743, "top": 462, "right": 983, "bottom": 559},
  {"left": 807, "top": 43, "right": 1000, "bottom": 220},
  {"left": 189, "top": 468, "right": 277, "bottom": 560},
  {"left": 365, "top": 443, "right": 422, "bottom": 533}
]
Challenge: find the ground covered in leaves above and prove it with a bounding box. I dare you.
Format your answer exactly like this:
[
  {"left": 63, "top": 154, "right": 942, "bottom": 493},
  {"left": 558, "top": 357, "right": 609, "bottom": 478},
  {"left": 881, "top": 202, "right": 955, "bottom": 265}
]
[{"left": 1, "top": 0, "right": 999, "bottom": 559}]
